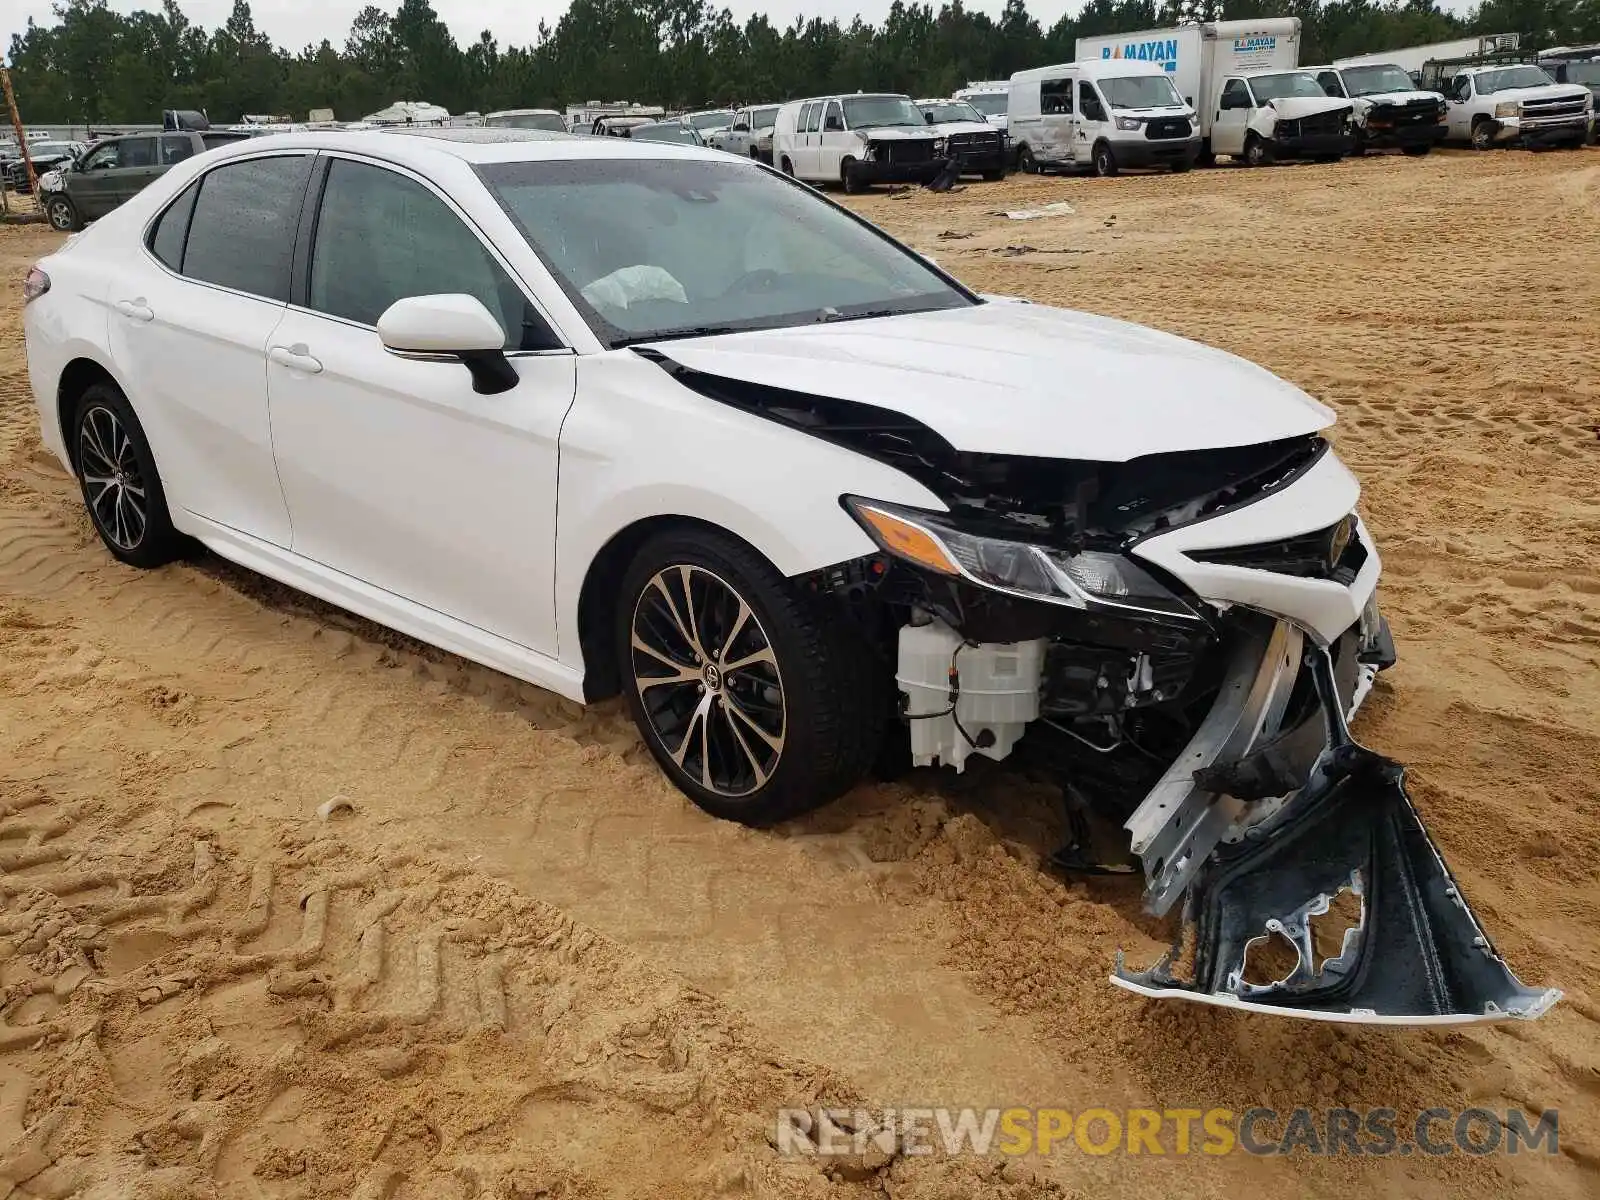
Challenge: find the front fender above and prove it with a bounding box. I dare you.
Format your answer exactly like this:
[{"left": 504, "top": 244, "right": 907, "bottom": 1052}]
[
  {"left": 1248, "top": 109, "right": 1279, "bottom": 139},
  {"left": 554, "top": 352, "right": 947, "bottom": 670}
]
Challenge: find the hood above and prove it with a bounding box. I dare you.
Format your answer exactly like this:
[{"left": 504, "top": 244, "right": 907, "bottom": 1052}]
[
  {"left": 1492, "top": 83, "right": 1592, "bottom": 103},
  {"left": 926, "top": 120, "right": 997, "bottom": 136},
  {"left": 1265, "top": 96, "right": 1353, "bottom": 120},
  {"left": 643, "top": 303, "right": 1333, "bottom": 461},
  {"left": 858, "top": 126, "right": 938, "bottom": 141},
  {"left": 1351, "top": 90, "right": 1443, "bottom": 108}
]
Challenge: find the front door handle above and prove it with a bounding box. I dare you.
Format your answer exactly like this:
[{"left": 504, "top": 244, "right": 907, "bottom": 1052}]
[
  {"left": 114, "top": 298, "right": 153, "bottom": 322},
  {"left": 269, "top": 344, "right": 323, "bottom": 374}
]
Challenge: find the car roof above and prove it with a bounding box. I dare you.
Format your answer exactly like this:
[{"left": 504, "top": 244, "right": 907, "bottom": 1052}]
[
  {"left": 197, "top": 126, "right": 721, "bottom": 167},
  {"left": 485, "top": 108, "right": 561, "bottom": 117}
]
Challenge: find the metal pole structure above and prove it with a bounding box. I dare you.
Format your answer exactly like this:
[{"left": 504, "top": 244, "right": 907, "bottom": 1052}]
[{"left": 1, "top": 68, "right": 38, "bottom": 201}]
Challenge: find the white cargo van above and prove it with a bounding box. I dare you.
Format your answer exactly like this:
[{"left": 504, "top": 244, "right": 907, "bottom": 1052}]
[
  {"left": 771, "top": 93, "right": 942, "bottom": 191},
  {"left": 1007, "top": 59, "right": 1200, "bottom": 175},
  {"left": 1076, "top": 17, "right": 1304, "bottom": 163}
]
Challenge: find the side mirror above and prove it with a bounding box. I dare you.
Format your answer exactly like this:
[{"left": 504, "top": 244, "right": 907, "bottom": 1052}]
[
  {"left": 1185, "top": 95, "right": 1193, "bottom": 106},
  {"left": 377, "top": 294, "right": 517, "bottom": 395}
]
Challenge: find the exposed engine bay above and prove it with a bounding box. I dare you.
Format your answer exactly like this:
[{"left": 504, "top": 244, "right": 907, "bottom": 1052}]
[{"left": 653, "top": 357, "right": 1560, "bottom": 1026}]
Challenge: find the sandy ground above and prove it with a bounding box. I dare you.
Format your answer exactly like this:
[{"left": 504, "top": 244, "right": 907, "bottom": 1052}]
[{"left": 0, "top": 147, "right": 1597, "bottom": 1198}]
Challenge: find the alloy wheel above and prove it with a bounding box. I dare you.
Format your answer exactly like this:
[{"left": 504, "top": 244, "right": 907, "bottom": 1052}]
[
  {"left": 78, "top": 405, "right": 147, "bottom": 551},
  {"left": 47, "top": 198, "right": 74, "bottom": 231},
  {"left": 629, "top": 564, "right": 786, "bottom": 798}
]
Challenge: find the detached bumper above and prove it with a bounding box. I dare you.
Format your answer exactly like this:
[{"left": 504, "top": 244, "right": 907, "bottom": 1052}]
[
  {"left": 952, "top": 147, "right": 1007, "bottom": 175},
  {"left": 1269, "top": 130, "right": 1356, "bottom": 158},
  {"left": 1493, "top": 116, "right": 1590, "bottom": 145},
  {"left": 855, "top": 158, "right": 942, "bottom": 185},
  {"left": 1113, "top": 136, "right": 1201, "bottom": 169},
  {"left": 1113, "top": 613, "right": 1559, "bottom": 1024}
]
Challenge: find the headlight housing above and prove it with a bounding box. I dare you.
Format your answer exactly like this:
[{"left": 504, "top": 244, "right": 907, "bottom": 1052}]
[
  {"left": 844, "top": 498, "right": 1200, "bottom": 620},
  {"left": 1494, "top": 101, "right": 1520, "bottom": 119},
  {"left": 932, "top": 136, "right": 948, "bottom": 155},
  {"left": 1115, "top": 116, "right": 1142, "bottom": 132}
]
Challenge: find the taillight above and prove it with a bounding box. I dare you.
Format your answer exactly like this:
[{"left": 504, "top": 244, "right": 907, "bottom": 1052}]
[{"left": 22, "top": 266, "right": 49, "bottom": 304}]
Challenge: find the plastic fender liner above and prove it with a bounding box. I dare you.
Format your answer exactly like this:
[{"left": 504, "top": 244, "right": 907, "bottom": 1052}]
[{"left": 1113, "top": 646, "right": 1560, "bottom": 1025}]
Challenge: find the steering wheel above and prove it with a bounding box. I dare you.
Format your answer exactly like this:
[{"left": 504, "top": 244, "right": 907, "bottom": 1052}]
[{"left": 720, "top": 268, "right": 783, "bottom": 297}]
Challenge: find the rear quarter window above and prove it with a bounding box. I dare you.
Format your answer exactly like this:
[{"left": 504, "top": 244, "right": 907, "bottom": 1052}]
[{"left": 147, "top": 179, "right": 200, "bottom": 270}]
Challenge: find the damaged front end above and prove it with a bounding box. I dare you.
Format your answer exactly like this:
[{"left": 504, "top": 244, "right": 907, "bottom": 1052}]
[{"left": 652, "top": 356, "right": 1558, "bottom": 1025}]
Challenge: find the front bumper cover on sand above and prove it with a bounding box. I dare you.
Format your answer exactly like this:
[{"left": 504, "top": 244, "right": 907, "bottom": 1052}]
[{"left": 1112, "top": 617, "right": 1559, "bottom": 1025}]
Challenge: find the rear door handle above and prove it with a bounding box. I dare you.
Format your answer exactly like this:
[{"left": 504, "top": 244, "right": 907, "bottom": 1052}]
[
  {"left": 268, "top": 344, "right": 323, "bottom": 374},
  {"left": 114, "top": 298, "right": 153, "bottom": 322}
]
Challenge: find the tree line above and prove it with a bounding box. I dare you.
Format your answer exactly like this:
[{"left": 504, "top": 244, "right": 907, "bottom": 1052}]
[{"left": 8, "top": 0, "right": 1600, "bottom": 126}]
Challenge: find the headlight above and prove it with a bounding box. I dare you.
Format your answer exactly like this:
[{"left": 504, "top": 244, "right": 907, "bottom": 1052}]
[
  {"left": 844, "top": 498, "right": 1199, "bottom": 620},
  {"left": 1115, "top": 116, "right": 1142, "bottom": 131},
  {"left": 1494, "top": 101, "right": 1519, "bottom": 119},
  {"left": 932, "top": 137, "right": 948, "bottom": 155}
]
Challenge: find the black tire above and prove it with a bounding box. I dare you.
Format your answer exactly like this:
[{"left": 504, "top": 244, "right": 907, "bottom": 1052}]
[
  {"left": 71, "top": 382, "right": 184, "bottom": 569},
  {"left": 616, "top": 528, "right": 885, "bottom": 826},
  {"left": 840, "top": 157, "right": 866, "bottom": 194},
  {"left": 1092, "top": 142, "right": 1118, "bottom": 177},
  {"left": 46, "top": 194, "right": 80, "bottom": 232},
  {"left": 1470, "top": 118, "right": 1494, "bottom": 151},
  {"left": 1402, "top": 144, "right": 1432, "bottom": 157},
  {"left": 1169, "top": 159, "right": 1192, "bottom": 173},
  {"left": 780, "top": 155, "right": 794, "bottom": 176},
  {"left": 1016, "top": 143, "right": 1036, "bottom": 174},
  {"left": 981, "top": 167, "right": 1005, "bottom": 181},
  {"left": 1196, "top": 142, "right": 1217, "bottom": 168},
  {"left": 1243, "top": 134, "right": 1273, "bottom": 167}
]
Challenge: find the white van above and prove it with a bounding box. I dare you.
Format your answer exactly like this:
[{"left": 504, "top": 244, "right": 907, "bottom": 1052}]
[
  {"left": 1007, "top": 59, "right": 1200, "bottom": 175},
  {"left": 771, "top": 93, "right": 942, "bottom": 191}
]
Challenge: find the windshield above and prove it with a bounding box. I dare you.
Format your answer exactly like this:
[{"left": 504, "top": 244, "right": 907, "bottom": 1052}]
[
  {"left": 920, "top": 101, "right": 985, "bottom": 123},
  {"left": 631, "top": 124, "right": 702, "bottom": 144},
  {"left": 689, "top": 110, "right": 735, "bottom": 131},
  {"left": 1475, "top": 66, "right": 1556, "bottom": 93},
  {"left": 478, "top": 157, "right": 971, "bottom": 347},
  {"left": 1338, "top": 64, "right": 1417, "bottom": 96},
  {"left": 842, "top": 95, "right": 925, "bottom": 128},
  {"left": 1249, "top": 72, "right": 1330, "bottom": 101},
  {"left": 1563, "top": 62, "right": 1600, "bottom": 85},
  {"left": 487, "top": 113, "right": 566, "bottom": 132},
  {"left": 962, "top": 93, "right": 1008, "bottom": 117},
  {"left": 1099, "top": 75, "right": 1184, "bottom": 109},
  {"left": 750, "top": 105, "right": 780, "bottom": 130}
]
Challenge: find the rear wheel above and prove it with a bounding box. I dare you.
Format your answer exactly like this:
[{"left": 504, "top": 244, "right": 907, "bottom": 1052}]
[
  {"left": 1092, "top": 142, "right": 1118, "bottom": 177},
  {"left": 71, "top": 383, "right": 184, "bottom": 568},
  {"left": 46, "top": 194, "right": 79, "bottom": 232},
  {"left": 617, "top": 529, "right": 884, "bottom": 826}
]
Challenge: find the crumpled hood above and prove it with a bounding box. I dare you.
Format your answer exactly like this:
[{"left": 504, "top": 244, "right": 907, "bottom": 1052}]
[
  {"left": 1352, "top": 90, "right": 1444, "bottom": 109},
  {"left": 925, "top": 120, "right": 998, "bottom": 137},
  {"left": 858, "top": 126, "right": 938, "bottom": 142},
  {"left": 644, "top": 303, "right": 1333, "bottom": 461},
  {"left": 1264, "top": 96, "right": 1353, "bottom": 120}
]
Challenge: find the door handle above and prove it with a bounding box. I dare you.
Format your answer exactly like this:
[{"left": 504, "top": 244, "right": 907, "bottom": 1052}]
[
  {"left": 114, "top": 298, "right": 153, "bottom": 322},
  {"left": 269, "top": 344, "right": 323, "bottom": 374}
]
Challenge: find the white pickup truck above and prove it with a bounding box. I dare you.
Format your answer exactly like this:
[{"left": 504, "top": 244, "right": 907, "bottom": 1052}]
[
  {"left": 1307, "top": 62, "right": 1448, "bottom": 155},
  {"left": 707, "top": 104, "right": 780, "bottom": 163},
  {"left": 1430, "top": 62, "right": 1592, "bottom": 148}
]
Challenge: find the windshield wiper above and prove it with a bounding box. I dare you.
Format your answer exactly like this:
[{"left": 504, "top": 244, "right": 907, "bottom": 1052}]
[
  {"left": 814, "top": 307, "right": 902, "bottom": 324},
  {"left": 614, "top": 325, "right": 747, "bottom": 348}
]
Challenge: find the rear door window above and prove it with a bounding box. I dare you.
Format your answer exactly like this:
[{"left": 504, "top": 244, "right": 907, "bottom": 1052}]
[
  {"left": 181, "top": 155, "right": 313, "bottom": 301},
  {"left": 161, "top": 136, "right": 195, "bottom": 165}
]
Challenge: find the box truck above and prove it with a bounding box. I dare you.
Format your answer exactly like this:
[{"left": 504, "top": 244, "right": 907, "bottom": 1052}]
[{"left": 1076, "top": 17, "right": 1310, "bottom": 162}]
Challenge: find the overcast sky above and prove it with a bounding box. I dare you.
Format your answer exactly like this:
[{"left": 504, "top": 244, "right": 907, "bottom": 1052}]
[{"left": 4, "top": 0, "right": 1478, "bottom": 52}]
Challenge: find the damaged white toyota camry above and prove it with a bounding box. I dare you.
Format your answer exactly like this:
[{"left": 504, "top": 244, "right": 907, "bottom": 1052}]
[{"left": 24, "top": 129, "right": 1556, "bottom": 1025}]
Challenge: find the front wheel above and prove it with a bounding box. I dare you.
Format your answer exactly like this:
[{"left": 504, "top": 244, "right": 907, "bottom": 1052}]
[
  {"left": 1169, "top": 159, "right": 1192, "bottom": 173},
  {"left": 779, "top": 155, "right": 795, "bottom": 176},
  {"left": 1243, "top": 134, "right": 1273, "bottom": 167},
  {"left": 981, "top": 167, "right": 1005, "bottom": 182},
  {"left": 617, "top": 529, "right": 885, "bottom": 825},
  {"left": 46, "top": 194, "right": 79, "bottom": 232},
  {"left": 1016, "top": 143, "right": 1036, "bottom": 174},
  {"left": 1402, "top": 144, "right": 1432, "bottom": 157},
  {"left": 1470, "top": 119, "right": 1495, "bottom": 151},
  {"left": 841, "top": 157, "right": 867, "bottom": 194},
  {"left": 1092, "top": 142, "right": 1118, "bottom": 177},
  {"left": 72, "top": 383, "right": 184, "bottom": 568}
]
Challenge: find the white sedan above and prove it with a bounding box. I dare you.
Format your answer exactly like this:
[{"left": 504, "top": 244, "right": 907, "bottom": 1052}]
[{"left": 22, "top": 127, "right": 1554, "bottom": 1024}]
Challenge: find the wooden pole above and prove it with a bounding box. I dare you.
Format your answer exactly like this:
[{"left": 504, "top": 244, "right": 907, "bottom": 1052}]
[{"left": 1, "top": 68, "right": 38, "bottom": 199}]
